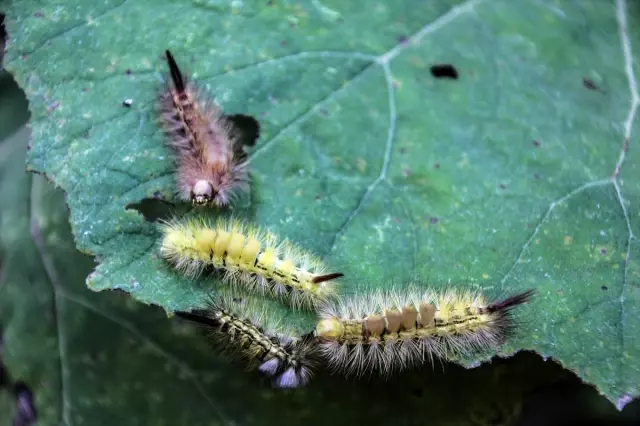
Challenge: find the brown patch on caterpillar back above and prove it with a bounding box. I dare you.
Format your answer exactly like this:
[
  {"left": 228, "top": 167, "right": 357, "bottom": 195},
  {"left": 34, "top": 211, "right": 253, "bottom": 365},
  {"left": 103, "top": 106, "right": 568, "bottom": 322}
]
[
  {"left": 158, "top": 50, "right": 258, "bottom": 208},
  {"left": 314, "top": 287, "right": 536, "bottom": 378}
]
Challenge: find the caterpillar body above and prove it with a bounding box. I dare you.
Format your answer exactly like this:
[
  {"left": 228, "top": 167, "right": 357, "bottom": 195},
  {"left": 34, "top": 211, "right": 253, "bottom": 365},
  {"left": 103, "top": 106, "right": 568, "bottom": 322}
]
[
  {"left": 158, "top": 49, "right": 259, "bottom": 207},
  {"left": 314, "top": 286, "right": 535, "bottom": 377},
  {"left": 159, "top": 216, "right": 343, "bottom": 310},
  {"left": 175, "top": 295, "right": 317, "bottom": 388}
]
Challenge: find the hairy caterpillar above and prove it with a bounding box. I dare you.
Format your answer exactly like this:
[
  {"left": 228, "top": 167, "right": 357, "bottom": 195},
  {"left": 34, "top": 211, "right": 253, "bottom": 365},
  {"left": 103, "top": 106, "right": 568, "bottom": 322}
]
[
  {"left": 175, "top": 294, "right": 318, "bottom": 388},
  {"left": 159, "top": 216, "right": 343, "bottom": 310},
  {"left": 158, "top": 49, "right": 259, "bottom": 207},
  {"left": 314, "top": 286, "right": 535, "bottom": 377}
]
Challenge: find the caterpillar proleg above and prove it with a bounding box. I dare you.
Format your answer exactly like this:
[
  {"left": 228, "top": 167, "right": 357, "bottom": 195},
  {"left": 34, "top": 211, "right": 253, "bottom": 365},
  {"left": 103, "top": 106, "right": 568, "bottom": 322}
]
[
  {"left": 175, "top": 294, "right": 318, "bottom": 388},
  {"left": 159, "top": 216, "right": 343, "bottom": 310},
  {"left": 158, "top": 49, "right": 259, "bottom": 207},
  {"left": 313, "top": 286, "right": 535, "bottom": 377}
]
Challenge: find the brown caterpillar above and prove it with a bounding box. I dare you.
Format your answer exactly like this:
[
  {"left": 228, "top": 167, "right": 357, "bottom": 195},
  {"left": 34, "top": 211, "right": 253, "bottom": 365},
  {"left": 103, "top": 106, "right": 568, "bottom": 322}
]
[
  {"left": 314, "top": 286, "right": 535, "bottom": 377},
  {"left": 158, "top": 50, "right": 259, "bottom": 207}
]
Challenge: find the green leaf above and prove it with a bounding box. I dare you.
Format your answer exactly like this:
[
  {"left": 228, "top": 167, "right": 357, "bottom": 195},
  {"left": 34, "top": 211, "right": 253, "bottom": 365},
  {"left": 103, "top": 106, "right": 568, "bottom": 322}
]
[{"left": 3, "top": 0, "right": 640, "bottom": 408}]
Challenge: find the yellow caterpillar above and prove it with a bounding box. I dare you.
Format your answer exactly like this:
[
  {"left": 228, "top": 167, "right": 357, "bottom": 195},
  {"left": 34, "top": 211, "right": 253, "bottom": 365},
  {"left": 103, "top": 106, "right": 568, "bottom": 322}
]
[
  {"left": 314, "top": 286, "right": 535, "bottom": 377},
  {"left": 159, "top": 216, "right": 343, "bottom": 310}
]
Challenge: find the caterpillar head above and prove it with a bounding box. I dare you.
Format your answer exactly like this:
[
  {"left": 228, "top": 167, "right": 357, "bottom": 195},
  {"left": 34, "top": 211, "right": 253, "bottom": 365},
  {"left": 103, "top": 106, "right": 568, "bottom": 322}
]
[
  {"left": 191, "top": 179, "right": 218, "bottom": 206},
  {"left": 186, "top": 163, "right": 248, "bottom": 207}
]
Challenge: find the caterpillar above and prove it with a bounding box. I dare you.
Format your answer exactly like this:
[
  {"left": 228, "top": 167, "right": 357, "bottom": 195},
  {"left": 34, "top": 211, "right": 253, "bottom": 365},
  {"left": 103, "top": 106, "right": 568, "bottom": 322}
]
[
  {"left": 313, "top": 286, "right": 535, "bottom": 377},
  {"left": 159, "top": 216, "right": 343, "bottom": 310},
  {"left": 158, "top": 49, "right": 259, "bottom": 207},
  {"left": 175, "top": 294, "right": 318, "bottom": 388}
]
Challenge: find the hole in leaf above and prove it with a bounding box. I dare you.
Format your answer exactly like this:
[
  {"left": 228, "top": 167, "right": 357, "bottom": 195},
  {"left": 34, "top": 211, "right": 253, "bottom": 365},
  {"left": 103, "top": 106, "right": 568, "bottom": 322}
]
[
  {"left": 430, "top": 64, "right": 459, "bottom": 80},
  {"left": 225, "top": 113, "right": 261, "bottom": 161},
  {"left": 126, "top": 198, "right": 181, "bottom": 223}
]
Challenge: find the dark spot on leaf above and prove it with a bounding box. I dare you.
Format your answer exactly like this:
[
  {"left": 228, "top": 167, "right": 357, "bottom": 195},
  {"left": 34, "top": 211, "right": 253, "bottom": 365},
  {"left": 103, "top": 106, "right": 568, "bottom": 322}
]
[
  {"left": 280, "top": 40, "right": 287, "bottom": 46},
  {"left": 400, "top": 147, "right": 407, "bottom": 154},
  {"left": 601, "top": 285, "right": 608, "bottom": 291},
  {"left": 499, "top": 184, "right": 506, "bottom": 189},
  {"left": 582, "top": 77, "right": 599, "bottom": 91},
  {"left": 267, "top": 0, "right": 273, "bottom": 5},
  {"left": 430, "top": 217, "right": 439, "bottom": 224},
  {"left": 433, "top": 162, "right": 440, "bottom": 169},
  {"left": 397, "top": 35, "right": 408, "bottom": 44},
  {"left": 430, "top": 64, "right": 459, "bottom": 80},
  {"left": 82, "top": 87, "right": 89, "bottom": 92},
  {"left": 533, "top": 140, "right": 540, "bottom": 147}
]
